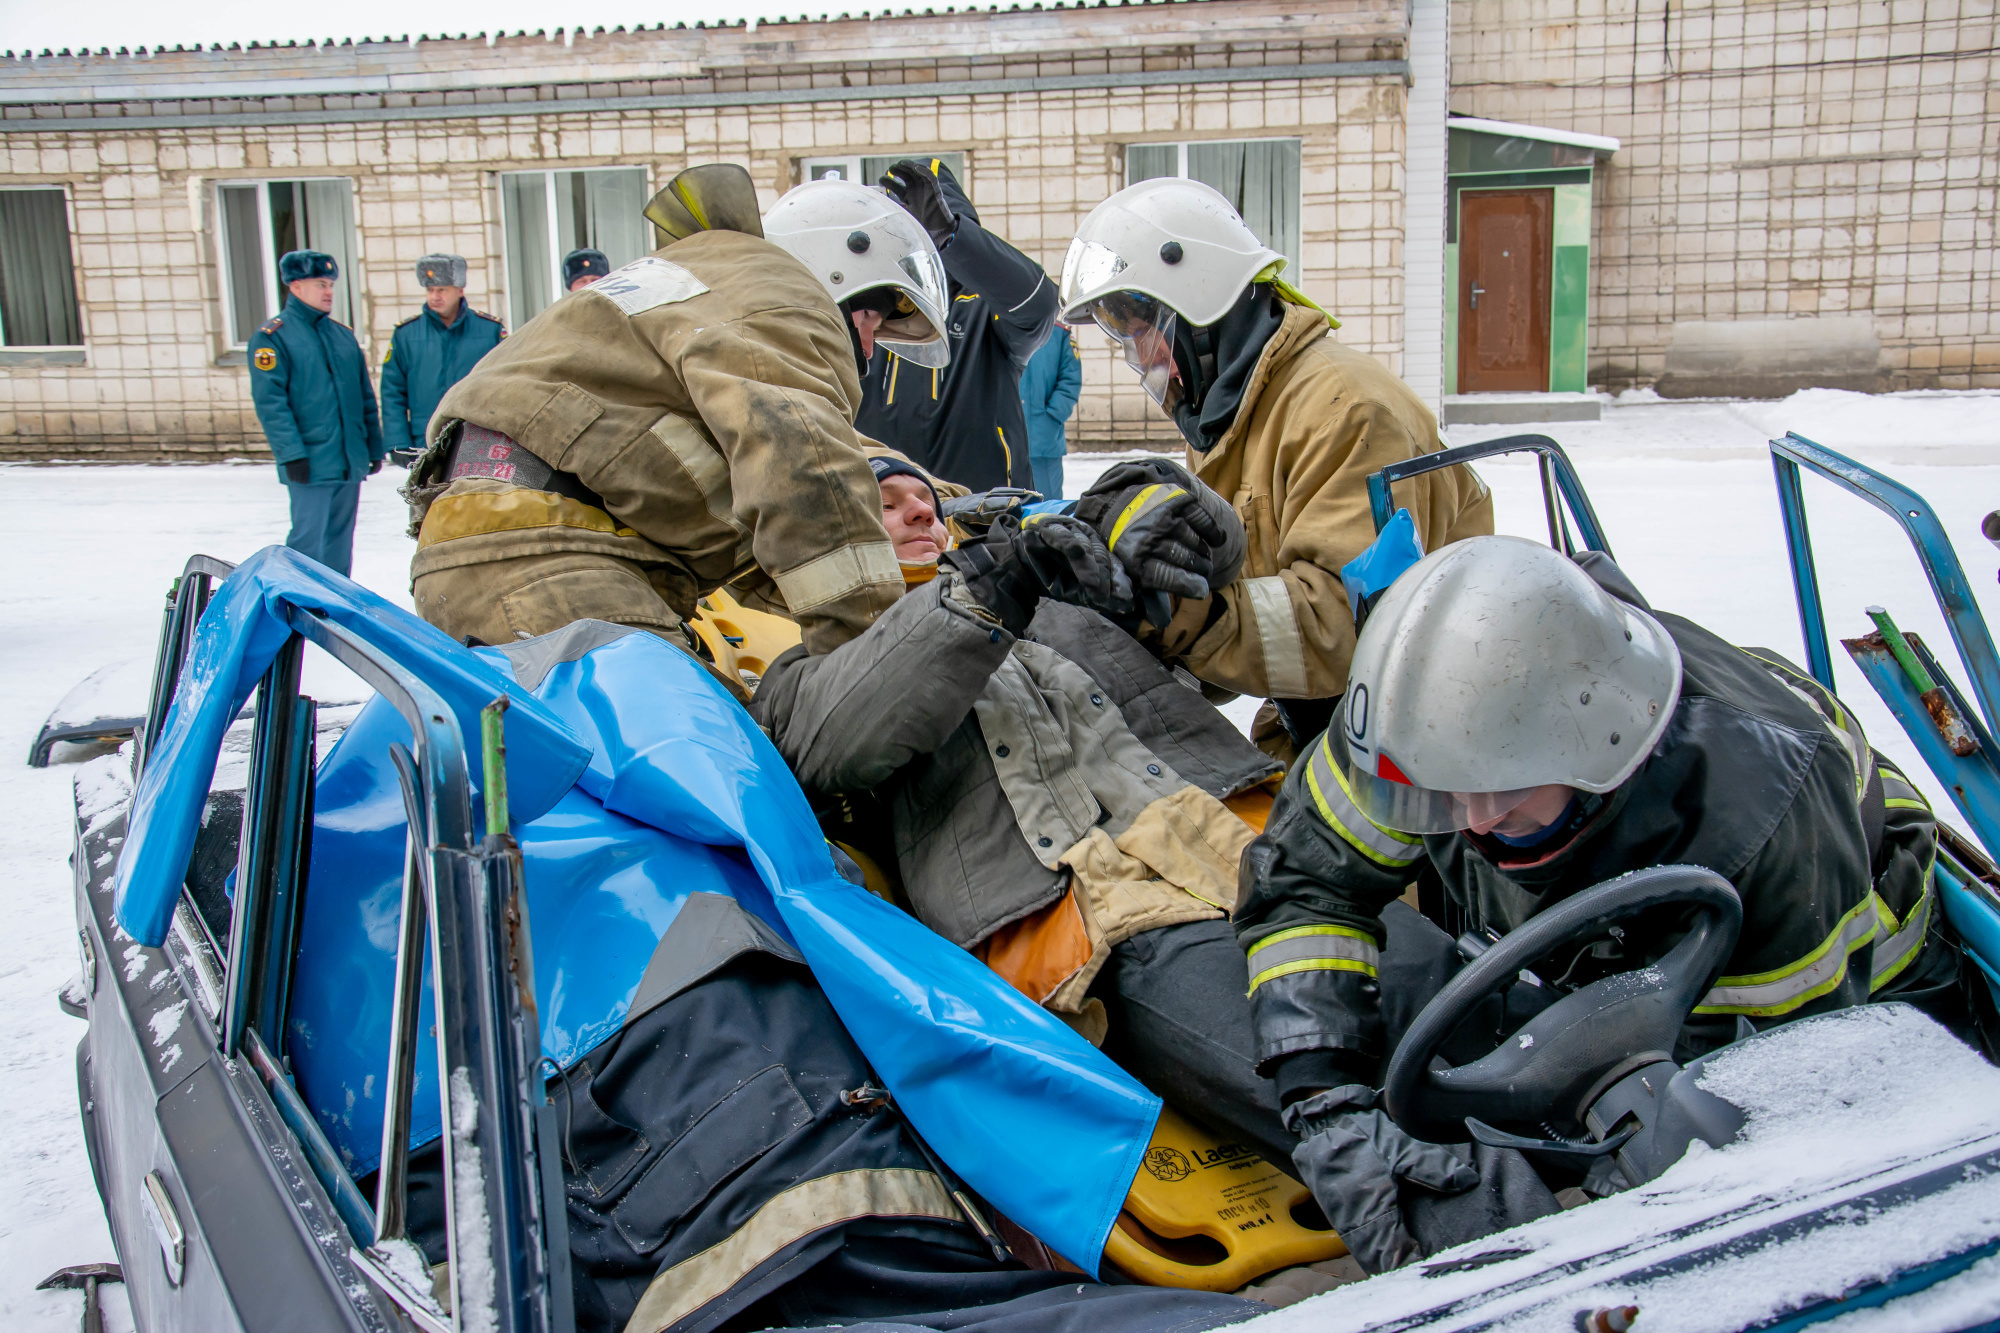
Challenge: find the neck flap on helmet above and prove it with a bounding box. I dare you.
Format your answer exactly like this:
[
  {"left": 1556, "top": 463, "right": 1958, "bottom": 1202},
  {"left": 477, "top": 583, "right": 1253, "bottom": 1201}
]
[{"left": 644, "top": 164, "right": 766, "bottom": 247}]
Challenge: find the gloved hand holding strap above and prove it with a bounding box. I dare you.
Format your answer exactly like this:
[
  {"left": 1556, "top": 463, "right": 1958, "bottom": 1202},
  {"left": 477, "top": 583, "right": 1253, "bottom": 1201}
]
[{"left": 1283, "top": 1084, "right": 1477, "bottom": 1276}]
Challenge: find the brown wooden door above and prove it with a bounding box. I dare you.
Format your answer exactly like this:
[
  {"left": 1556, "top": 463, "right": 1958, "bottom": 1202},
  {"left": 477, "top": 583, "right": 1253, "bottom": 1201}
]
[{"left": 1458, "top": 189, "right": 1553, "bottom": 393}]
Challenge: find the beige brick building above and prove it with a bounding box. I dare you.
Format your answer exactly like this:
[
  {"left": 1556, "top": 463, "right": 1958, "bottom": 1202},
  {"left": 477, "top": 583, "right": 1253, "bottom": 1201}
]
[
  {"left": 0, "top": 0, "right": 1418, "bottom": 461},
  {"left": 0, "top": 0, "right": 1991, "bottom": 461},
  {"left": 1449, "top": 0, "right": 1998, "bottom": 395}
]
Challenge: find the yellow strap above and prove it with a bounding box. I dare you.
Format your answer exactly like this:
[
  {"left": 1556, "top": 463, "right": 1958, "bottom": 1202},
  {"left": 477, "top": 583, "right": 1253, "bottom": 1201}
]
[
  {"left": 1107, "top": 484, "right": 1183, "bottom": 551},
  {"left": 1252, "top": 261, "right": 1339, "bottom": 329},
  {"left": 417, "top": 488, "right": 636, "bottom": 547}
]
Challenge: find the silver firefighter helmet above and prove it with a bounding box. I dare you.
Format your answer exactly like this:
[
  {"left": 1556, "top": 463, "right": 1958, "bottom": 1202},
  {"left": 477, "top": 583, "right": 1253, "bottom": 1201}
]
[
  {"left": 1057, "top": 178, "right": 1284, "bottom": 406},
  {"left": 1333, "top": 535, "right": 1683, "bottom": 834},
  {"left": 763, "top": 178, "right": 952, "bottom": 368}
]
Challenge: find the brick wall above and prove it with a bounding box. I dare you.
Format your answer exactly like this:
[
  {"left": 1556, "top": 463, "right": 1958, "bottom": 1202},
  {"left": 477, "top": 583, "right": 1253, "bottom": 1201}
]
[
  {"left": 0, "top": 2, "right": 1414, "bottom": 460},
  {"left": 1449, "top": 0, "right": 1999, "bottom": 393}
]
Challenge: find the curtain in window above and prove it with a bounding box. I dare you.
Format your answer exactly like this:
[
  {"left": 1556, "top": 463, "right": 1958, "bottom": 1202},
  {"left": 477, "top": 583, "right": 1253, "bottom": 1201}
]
[
  {"left": 1188, "top": 140, "right": 1300, "bottom": 271},
  {"left": 1125, "top": 144, "right": 1178, "bottom": 184},
  {"left": 300, "top": 179, "right": 358, "bottom": 328},
  {"left": 503, "top": 173, "right": 554, "bottom": 331},
  {"left": 219, "top": 185, "right": 268, "bottom": 341},
  {"left": 555, "top": 168, "right": 650, "bottom": 272},
  {"left": 0, "top": 190, "right": 82, "bottom": 346}
]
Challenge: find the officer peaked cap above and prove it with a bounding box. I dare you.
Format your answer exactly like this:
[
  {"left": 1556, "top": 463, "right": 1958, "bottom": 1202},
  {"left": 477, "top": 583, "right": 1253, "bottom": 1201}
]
[
  {"left": 416, "top": 253, "right": 468, "bottom": 288},
  {"left": 279, "top": 250, "right": 339, "bottom": 283},
  {"left": 562, "top": 248, "right": 611, "bottom": 287}
]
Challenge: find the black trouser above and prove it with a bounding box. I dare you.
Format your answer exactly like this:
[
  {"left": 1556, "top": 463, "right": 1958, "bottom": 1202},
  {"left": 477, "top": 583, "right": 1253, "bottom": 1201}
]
[
  {"left": 1093, "top": 911, "right": 1558, "bottom": 1256},
  {"left": 405, "top": 953, "right": 1260, "bottom": 1333}
]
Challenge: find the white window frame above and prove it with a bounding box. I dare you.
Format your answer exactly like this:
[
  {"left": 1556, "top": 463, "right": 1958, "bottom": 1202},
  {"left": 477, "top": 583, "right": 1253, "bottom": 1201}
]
[
  {"left": 497, "top": 165, "right": 655, "bottom": 332},
  {"left": 215, "top": 176, "right": 359, "bottom": 347},
  {"left": 800, "top": 153, "right": 968, "bottom": 191},
  {"left": 1124, "top": 137, "right": 1303, "bottom": 270},
  {"left": 0, "top": 182, "right": 84, "bottom": 349}
]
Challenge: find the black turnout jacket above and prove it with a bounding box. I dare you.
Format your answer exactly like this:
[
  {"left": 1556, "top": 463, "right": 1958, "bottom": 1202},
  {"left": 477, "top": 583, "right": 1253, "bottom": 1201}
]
[
  {"left": 1234, "top": 558, "right": 1946, "bottom": 1097},
  {"left": 853, "top": 169, "right": 1056, "bottom": 492}
]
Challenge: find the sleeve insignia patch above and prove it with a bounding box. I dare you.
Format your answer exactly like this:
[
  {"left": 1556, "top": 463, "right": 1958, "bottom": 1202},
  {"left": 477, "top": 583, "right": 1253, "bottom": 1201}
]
[{"left": 253, "top": 347, "right": 278, "bottom": 371}]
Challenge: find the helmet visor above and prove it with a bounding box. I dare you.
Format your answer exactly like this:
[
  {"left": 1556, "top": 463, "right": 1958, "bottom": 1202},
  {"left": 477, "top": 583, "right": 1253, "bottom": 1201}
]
[
  {"left": 1059, "top": 236, "right": 1130, "bottom": 319},
  {"left": 1083, "top": 289, "right": 1178, "bottom": 407},
  {"left": 871, "top": 245, "right": 952, "bottom": 368},
  {"left": 1327, "top": 705, "right": 1543, "bottom": 836}
]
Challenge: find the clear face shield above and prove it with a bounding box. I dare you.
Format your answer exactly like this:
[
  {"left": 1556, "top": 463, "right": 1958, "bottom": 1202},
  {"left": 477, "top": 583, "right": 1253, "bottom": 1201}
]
[
  {"left": 1087, "top": 290, "right": 1179, "bottom": 408},
  {"left": 1328, "top": 700, "right": 1548, "bottom": 837},
  {"left": 868, "top": 245, "right": 952, "bottom": 368}
]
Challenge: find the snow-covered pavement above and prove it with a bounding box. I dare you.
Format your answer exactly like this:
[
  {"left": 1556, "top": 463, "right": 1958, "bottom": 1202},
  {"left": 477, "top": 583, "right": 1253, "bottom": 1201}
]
[{"left": 2, "top": 388, "right": 1996, "bottom": 1329}]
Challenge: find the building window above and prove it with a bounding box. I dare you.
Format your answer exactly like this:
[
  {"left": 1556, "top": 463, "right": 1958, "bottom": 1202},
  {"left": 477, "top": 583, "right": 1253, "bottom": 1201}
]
[
  {"left": 1127, "top": 139, "right": 1301, "bottom": 272},
  {"left": 0, "top": 188, "right": 82, "bottom": 346},
  {"left": 803, "top": 152, "right": 967, "bottom": 189},
  {"left": 501, "top": 168, "right": 652, "bottom": 330},
  {"left": 218, "top": 179, "right": 359, "bottom": 343}
]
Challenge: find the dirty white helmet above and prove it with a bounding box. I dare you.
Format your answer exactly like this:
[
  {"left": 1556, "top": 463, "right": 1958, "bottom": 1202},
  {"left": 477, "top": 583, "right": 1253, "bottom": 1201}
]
[
  {"left": 763, "top": 178, "right": 952, "bottom": 368},
  {"left": 1058, "top": 179, "right": 1284, "bottom": 404},
  {"left": 1332, "top": 536, "right": 1683, "bottom": 834}
]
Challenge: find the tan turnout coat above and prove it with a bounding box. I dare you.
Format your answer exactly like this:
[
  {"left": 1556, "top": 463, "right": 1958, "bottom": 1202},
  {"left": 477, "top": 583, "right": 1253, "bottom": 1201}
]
[
  {"left": 406, "top": 228, "right": 902, "bottom": 656},
  {"left": 1160, "top": 305, "right": 1495, "bottom": 701}
]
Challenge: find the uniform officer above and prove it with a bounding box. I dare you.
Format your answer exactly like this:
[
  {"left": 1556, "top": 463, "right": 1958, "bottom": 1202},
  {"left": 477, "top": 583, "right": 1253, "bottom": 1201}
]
[
  {"left": 562, "top": 247, "right": 611, "bottom": 292},
  {"left": 248, "top": 249, "right": 384, "bottom": 578},
  {"left": 379, "top": 254, "right": 506, "bottom": 466},
  {"left": 1059, "top": 180, "right": 1494, "bottom": 760},
  {"left": 853, "top": 159, "right": 1057, "bottom": 492},
  {"left": 404, "top": 165, "right": 949, "bottom": 669}
]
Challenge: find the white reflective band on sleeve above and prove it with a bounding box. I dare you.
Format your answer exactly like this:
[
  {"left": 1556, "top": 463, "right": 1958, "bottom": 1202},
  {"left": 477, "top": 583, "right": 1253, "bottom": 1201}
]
[
  {"left": 1243, "top": 575, "right": 1309, "bottom": 700},
  {"left": 1305, "top": 733, "right": 1422, "bottom": 868},
  {"left": 772, "top": 541, "right": 902, "bottom": 614},
  {"left": 1871, "top": 878, "right": 1933, "bottom": 991},
  {"left": 1696, "top": 893, "right": 1879, "bottom": 1017},
  {"left": 1246, "top": 923, "right": 1380, "bottom": 992},
  {"left": 625, "top": 1168, "right": 957, "bottom": 1333},
  {"left": 650, "top": 413, "right": 751, "bottom": 556}
]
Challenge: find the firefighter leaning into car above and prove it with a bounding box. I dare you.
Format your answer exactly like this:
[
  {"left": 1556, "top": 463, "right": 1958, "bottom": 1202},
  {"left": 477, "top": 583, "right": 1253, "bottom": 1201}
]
[
  {"left": 852, "top": 158, "right": 1058, "bottom": 492},
  {"left": 1057, "top": 179, "right": 1493, "bottom": 760},
  {"left": 401, "top": 165, "right": 948, "bottom": 671},
  {"left": 1235, "top": 535, "right": 1967, "bottom": 1276},
  {"left": 754, "top": 455, "right": 1306, "bottom": 1169}
]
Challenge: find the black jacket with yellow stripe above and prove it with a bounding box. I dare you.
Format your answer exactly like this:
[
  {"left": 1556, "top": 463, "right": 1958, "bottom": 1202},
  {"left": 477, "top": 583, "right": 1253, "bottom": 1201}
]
[
  {"left": 853, "top": 168, "right": 1055, "bottom": 493},
  {"left": 1234, "top": 565, "right": 1946, "bottom": 1098}
]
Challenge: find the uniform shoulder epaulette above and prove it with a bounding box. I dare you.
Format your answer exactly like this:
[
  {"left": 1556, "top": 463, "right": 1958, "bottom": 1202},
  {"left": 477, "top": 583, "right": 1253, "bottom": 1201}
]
[
  {"left": 475, "top": 309, "right": 507, "bottom": 331},
  {"left": 259, "top": 317, "right": 282, "bottom": 335},
  {"left": 393, "top": 313, "right": 421, "bottom": 330}
]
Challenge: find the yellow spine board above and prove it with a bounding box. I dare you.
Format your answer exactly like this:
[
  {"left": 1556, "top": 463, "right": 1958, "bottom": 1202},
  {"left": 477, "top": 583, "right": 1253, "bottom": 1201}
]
[
  {"left": 1104, "top": 1107, "right": 1346, "bottom": 1292},
  {"left": 688, "top": 587, "right": 805, "bottom": 686}
]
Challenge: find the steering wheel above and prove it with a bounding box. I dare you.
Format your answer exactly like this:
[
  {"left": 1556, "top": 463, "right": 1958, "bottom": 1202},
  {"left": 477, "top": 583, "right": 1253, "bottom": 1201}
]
[{"left": 1383, "top": 865, "right": 1742, "bottom": 1144}]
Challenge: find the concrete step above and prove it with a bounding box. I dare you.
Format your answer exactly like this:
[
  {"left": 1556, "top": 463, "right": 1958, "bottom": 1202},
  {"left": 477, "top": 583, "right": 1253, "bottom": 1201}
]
[{"left": 1442, "top": 392, "right": 1603, "bottom": 425}]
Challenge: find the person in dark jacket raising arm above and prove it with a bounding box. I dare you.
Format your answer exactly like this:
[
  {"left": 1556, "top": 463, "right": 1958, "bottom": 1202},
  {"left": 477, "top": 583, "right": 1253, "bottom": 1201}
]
[
  {"left": 855, "top": 159, "right": 1057, "bottom": 491},
  {"left": 1235, "top": 535, "right": 1970, "bottom": 1277}
]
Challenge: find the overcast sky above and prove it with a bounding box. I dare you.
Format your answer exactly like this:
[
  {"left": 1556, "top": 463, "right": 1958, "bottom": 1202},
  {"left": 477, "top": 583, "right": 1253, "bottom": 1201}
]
[{"left": 0, "top": 0, "right": 846, "bottom": 55}]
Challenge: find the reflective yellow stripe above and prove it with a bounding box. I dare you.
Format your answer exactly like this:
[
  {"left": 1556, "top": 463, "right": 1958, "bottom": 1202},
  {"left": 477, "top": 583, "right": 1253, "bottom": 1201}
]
[
  {"left": 1746, "top": 650, "right": 1871, "bottom": 799},
  {"left": 1304, "top": 734, "right": 1421, "bottom": 868},
  {"left": 887, "top": 354, "right": 899, "bottom": 404},
  {"left": 1695, "top": 893, "right": 1879, "bottom": 1017},
  {"left": 1106, "top": 483, "right": 1183, "bottom": 551},
  {"left": 1872, "top": 859, "right": 1937, "bottom": 992},
  {"left": 416, "top": 488, "right": 636, "bottom": 547},
  {"left": 1246, "top": 924, "right": 1380, "bottom": 993},
  {"left": 996, "top": 426, "right": 1011, "bottom": 477}
]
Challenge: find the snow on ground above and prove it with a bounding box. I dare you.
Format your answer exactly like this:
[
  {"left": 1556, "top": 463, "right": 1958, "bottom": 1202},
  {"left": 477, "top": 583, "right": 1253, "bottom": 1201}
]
[{"left": 0, "top": 388, "right": 1995, "bottom": 1328}]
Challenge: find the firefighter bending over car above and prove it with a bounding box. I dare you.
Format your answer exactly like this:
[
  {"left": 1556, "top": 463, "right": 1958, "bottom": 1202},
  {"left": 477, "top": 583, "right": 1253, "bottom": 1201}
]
[
  {"left": 402, "top": 165, "right": 949, "bottom": 672},
  {"left": 1057, "top": 179, "right": 1494, "bottom": 759},
  {"left": 1237, "top": 535, "right": 1975, "bottom": 1274}
]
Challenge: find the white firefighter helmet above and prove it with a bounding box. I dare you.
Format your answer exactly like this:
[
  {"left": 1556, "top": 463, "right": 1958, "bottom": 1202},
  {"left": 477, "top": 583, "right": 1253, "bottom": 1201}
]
[
  {"left": 1332, "top": 535, "right": 1683, "bottom": 834},
  {"left": 763, "top": 178, "right": 952, "bottom": 368},
  {"left": 1057, "top": 178, "right": 1284, "bottom": 405}
]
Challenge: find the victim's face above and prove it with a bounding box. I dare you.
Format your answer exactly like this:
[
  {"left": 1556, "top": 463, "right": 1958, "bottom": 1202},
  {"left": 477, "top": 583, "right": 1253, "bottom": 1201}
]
[{"left": 880, "top": 475, "right": 946, "bottom": 561}]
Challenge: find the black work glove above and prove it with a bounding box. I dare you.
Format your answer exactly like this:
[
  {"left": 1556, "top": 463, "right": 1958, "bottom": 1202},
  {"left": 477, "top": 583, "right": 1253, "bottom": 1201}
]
[
  {"left": 1074, "top": 458, "right": 1246, "bottom": 628},
  {"left": 367, "top": 457, "right": 384, "bottom": 476},
  {"left": 939, "top": 487, "right": 1043, "bottom": 535},
  {"left": 284, "top": 459, "right": 311, "bottom": 484},
  {"left": 880, "top": 158, "right": 961, "bottom": 251},
  {"left": 1284, "top": 1085, "right": 1478, "bottom": 1276},
  {"left": 943, "top": 514, "right": 1132, "bottom": 635}
]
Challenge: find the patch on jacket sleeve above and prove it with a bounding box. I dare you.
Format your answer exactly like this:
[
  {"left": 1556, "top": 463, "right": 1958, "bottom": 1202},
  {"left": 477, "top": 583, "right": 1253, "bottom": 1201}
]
[
  {"left": 586, "top": 257, "right": 710, "bottom": 316},
  {"left": 253, "top": 346, "right": 278, "bottom": 371}
]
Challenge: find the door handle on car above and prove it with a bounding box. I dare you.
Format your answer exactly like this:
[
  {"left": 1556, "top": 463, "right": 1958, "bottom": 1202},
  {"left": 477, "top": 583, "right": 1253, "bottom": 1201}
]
[
  {"left": 1470, "top": 283, "right": 1486, "bottom": 309},
  {"left": 141, "top": 1171, "right": 185, "bottom": 1286}
]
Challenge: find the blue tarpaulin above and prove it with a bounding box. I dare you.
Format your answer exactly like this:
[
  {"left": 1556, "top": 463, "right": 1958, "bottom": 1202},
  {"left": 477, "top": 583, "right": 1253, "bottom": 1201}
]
[{"left": 129, "top": 549, "right": 1158, "bottom": 1273}]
